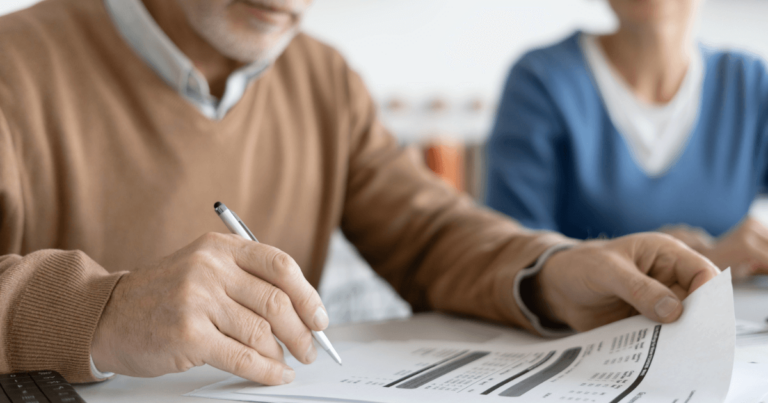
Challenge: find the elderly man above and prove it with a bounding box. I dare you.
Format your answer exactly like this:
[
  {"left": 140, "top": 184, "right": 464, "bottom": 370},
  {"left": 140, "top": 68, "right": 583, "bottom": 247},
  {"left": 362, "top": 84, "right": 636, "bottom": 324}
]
[{"left": 0, "top": 0, "right": 717, "bottom": 385}]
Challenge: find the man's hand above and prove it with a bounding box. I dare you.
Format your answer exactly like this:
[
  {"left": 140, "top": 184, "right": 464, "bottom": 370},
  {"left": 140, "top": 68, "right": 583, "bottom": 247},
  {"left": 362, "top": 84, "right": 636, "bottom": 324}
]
[
  {"left": 91, "top": 233, "right": 329, "bottom": 385},
  {"left": 661, "top": 218, "right": 768, "bottom": 279},
  {"left": 532, "top": 233, "right": 720, "bottom": 332}
]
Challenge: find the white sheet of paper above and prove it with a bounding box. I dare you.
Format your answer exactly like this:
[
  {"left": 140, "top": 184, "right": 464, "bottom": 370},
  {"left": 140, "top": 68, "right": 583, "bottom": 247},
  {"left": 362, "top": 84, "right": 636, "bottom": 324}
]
[
  {"left": 724, "top": 345, "right": 768, "bottom": 403},
  {"left": 224, "top": 270, "right": 734, "bottom": 403}
]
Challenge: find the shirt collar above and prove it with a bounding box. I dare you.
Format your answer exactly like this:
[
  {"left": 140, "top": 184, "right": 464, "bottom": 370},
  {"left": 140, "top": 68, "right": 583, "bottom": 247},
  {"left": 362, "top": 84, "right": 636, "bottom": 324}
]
[{"left": 104, "top": 0, "right": 268, "bottom": 120}]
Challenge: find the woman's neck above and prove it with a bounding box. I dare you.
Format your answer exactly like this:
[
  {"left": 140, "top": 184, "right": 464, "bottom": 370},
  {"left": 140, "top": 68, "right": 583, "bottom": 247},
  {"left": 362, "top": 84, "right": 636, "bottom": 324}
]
[{"left": 599, "top": 22, "right": 694, "bottom": 105}]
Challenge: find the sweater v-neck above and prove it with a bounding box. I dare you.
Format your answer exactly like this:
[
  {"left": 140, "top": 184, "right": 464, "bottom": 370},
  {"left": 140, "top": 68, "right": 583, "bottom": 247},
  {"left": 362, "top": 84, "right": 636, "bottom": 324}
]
[{"left": 78, "top": 0, "right": 272, "bottom": 136}]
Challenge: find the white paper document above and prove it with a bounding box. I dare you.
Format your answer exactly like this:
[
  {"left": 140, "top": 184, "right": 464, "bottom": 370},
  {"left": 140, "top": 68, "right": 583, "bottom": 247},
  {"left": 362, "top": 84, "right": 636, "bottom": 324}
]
[{"left": 188, "top": 270, "right": 738, "bottom": 403}]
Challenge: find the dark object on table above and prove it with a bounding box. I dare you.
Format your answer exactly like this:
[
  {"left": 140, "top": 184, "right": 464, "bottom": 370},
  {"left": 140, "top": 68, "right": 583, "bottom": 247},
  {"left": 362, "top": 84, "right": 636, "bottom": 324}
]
[{"left": 0, "top": 370, "right": 85, "bottom": 403}]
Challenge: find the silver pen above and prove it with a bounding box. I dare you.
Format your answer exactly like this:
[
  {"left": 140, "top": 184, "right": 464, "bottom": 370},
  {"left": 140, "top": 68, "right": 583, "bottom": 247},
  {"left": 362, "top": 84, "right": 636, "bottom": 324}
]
[{"left": 214, "top": 202, "right": 343, "bottom": 365}]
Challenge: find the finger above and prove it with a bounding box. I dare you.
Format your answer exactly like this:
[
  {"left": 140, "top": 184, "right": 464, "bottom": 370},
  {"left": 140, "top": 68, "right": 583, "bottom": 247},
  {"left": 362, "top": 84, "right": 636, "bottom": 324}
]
[
  {"left": 227, "top": 269, "right": 317, "bottom": 365},
  {"left": 596, "top": 264, "right": 683, "bottom": 323},
  {"left": 732, "top": 262, "right": 757, "bottom": 279},
  {"left": 210, "top": 299, "right": 285, "bottom": 363},
  {"left": 205, "top": 331, "right": 295, "bottom": 386},
  {"left": 231, "top": 240, "right": 328, "bottom": 332},
  {"left": 668, "top": 283, "right": 686, "bottom": 301},
  {"left": 753, "top": 266, "right": 768, "bottom": 275},
  {"left": 748, "top": 261, "right": 768, "bottom": 275},
  {"left": 743, "top": 237, "right": 768, "bottom": 269},
  {"left": 638, "top": 234, "right": 719, "bottom": 295},
  {"left": 744, "top": 218, "right": 768, "bottom": 240}
]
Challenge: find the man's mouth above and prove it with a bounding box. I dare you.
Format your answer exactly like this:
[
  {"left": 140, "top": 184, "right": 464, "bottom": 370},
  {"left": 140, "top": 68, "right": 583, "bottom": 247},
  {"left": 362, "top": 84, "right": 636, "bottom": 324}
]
[{"left": 239, "top": 1, "right": 296, "bottom": 25}]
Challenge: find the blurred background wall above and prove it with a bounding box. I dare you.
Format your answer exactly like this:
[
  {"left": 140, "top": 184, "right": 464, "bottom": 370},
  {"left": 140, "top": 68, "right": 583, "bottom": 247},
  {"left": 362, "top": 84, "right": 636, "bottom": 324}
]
[
  {"left": 4, "top": 0, "right": 766, "bottom": 108},
  {"left": 2, "top": 0, "right": 767, "bottom": 323}
]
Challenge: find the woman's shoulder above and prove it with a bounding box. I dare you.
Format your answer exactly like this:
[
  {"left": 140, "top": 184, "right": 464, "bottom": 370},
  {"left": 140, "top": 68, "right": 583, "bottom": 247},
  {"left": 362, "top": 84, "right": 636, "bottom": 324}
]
[
  {"left": 501, "top": 32, "right": 599, "bottom": 116},
  {"left": 512, "top": 32, "right": 587, "bottom": 79},
  {"left": 701, "top": 46, "right": 768, "bottom": 82}
]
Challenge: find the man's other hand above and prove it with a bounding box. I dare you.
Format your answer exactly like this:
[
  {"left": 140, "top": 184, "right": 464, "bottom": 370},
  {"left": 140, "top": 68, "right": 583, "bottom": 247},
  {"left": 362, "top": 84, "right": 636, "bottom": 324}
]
[
  {"left": 90, "top": 233, "right": 329, "bottom": 385},
  {"left": 533, "top": 233, "right": 720, "bottom": 332}
]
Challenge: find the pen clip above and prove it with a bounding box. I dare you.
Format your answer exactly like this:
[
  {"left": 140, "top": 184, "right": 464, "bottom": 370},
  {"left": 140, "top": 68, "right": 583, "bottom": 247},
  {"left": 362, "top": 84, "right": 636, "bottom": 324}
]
[{"left": 231, "top": 211, "right": 259, "bottom": 242}]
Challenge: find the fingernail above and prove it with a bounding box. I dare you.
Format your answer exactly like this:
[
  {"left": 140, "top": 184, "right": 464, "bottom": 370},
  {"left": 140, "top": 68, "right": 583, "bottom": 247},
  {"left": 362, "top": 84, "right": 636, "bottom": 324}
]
[
  {"left": 306, "top": 342, "right": 318, "bottom": 363},
  {"left": 314, "top": 307, "right": 329, "bottom": 330},
  {"left": 282, "top": 368, "right": 295, "bottom": 384},
  {"left": 654, "top": 296, "right": 679, "bottom": 319}
]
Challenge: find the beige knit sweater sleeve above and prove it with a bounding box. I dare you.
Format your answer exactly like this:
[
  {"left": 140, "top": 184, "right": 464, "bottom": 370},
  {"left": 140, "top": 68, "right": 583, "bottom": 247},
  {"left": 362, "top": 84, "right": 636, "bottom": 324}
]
[
  {"left": 337, "top": 62, "right": 573, "bottom": 333},
  {"left": 0, "top": 108, "right": 124, "bottom": 383}
]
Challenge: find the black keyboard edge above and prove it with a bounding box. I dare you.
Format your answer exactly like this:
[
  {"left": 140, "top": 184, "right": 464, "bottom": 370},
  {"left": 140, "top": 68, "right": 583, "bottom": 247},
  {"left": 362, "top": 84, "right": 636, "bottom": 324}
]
[{"left": 0, "top": 371, "right": 85, "bottom": 403}]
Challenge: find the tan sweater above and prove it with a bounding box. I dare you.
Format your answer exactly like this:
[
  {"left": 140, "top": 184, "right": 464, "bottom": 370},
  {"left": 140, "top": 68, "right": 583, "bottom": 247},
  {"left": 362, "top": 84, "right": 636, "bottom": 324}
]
[{"left": 0, "top": 0, "right": 569, "bottom": 383}]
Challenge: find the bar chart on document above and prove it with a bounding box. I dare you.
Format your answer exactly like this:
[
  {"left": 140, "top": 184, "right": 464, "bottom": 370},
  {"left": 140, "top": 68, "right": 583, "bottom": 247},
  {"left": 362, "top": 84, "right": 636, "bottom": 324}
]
[
  {"left": 299, "top": 325, "right": 662, "bottom": 403},
  {"left": 216, "top": 270, "right": 733, "bottom": 403}
]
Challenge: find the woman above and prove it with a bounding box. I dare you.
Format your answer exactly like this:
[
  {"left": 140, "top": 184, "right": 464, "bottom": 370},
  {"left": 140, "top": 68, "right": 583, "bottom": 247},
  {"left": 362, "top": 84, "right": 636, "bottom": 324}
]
[{"left": 486, "top": 0, "right": 768, "bottom": 276}]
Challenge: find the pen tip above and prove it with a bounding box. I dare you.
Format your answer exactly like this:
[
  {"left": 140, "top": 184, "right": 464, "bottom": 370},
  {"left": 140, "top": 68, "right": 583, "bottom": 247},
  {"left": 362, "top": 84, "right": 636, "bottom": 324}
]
[{"left": 214, "top": 201, "right": 222, "bottom": 209}]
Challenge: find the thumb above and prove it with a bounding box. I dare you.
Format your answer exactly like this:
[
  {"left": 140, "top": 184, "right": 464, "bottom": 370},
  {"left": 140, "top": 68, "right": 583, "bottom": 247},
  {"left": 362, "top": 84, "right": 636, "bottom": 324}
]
[{"left": 608, "top": 266, "right": 683, "bottom": 323}]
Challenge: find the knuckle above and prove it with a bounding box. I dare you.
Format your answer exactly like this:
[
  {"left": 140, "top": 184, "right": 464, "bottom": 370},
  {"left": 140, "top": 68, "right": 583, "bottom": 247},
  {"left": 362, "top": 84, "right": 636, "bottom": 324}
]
[
  {"left": 188, "top": 249, "right": 218, "bottom": 268},
  {"left": 648, "top": 232, "right": 678, "bottom": 245},
  {"left": 231, "top": 348, "right": 258, "bottom": 375},
  {"left": 174, "top": 273, "right": 214, "bottom": 305},
  {"left": 199, "top": 231, "right": 224, "bottom": 245},
  {"left": 291, "top": 331, "right": 311, "bottom": 352},
  {"left": 265, "top": 288, "right": 292, "bottom": 318},
  {"left": 248, "top": 318, "right": 273, "bottom": 347},
  {"left": 270, "top": 251, "right": 297, "bottom": 279},
  {"left": 629, "top": 275, "right": 652, "bottom": 301},
  {"left": 175, "top": 317, "right": 202, "bottom": 346},
  {"left": 254, "top": 359, "right": 281, "bottom": 384},
  {"left": 174, "top": 280, "right": 199, "bottom": 304},
  {"left": 297, "top": 287, "right": 316, "bottom": 310},
  {"left": 173, "top": 356, "right": 197, "bottom": 373}
]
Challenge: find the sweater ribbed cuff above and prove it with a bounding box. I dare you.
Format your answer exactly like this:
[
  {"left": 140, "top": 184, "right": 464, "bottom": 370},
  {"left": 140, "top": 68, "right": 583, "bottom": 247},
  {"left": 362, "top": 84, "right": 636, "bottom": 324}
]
[
  {"left": 491, "top": 233, "right": 576, "bottom": 334},
  {"left": 7, "top": 250, "right": 125, "bottom": 383},
  {"left": 513, "top": 244, "right": 576, "bottom": 338}
]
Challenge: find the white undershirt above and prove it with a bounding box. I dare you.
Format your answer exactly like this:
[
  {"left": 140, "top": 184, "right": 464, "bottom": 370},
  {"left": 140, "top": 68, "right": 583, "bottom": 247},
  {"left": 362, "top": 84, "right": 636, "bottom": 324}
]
[{"left": 579, "top": 33, "right": 705, "bottom": 177}]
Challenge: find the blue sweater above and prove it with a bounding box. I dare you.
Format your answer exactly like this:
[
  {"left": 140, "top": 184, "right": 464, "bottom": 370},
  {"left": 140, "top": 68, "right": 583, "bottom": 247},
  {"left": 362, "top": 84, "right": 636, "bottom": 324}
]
[{"left": 486, "top": 32, "right": 768, "bottom": 239}]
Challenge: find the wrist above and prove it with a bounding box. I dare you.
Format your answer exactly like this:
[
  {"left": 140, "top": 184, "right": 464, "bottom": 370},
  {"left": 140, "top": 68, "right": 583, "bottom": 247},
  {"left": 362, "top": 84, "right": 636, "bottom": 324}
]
[
  {"left": 524, "top": 253, "right": 569, "bottom": 329},
  {"left": 90, "top": 273, "right": 127, "bottom": 376},
  {"left": 514, "top": 244, "right": 574, "bottom": 335},
  {"left": 520, "top": 273, "right": 567, "bottom": 328},
  {"left": 89, "top": 354, "right": 114, "bottom": 380},
  {"left": 90, "top": 314, "right": 114, "bottom": 375},
  {"left": 90, "top": 326, "right": 112, "bottom": 375}
]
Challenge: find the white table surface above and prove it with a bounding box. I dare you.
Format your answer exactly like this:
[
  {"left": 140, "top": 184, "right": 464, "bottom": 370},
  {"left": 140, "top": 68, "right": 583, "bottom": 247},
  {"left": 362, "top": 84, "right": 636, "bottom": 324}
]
[{"left": 74, "top": 276, "right": 768, "bottom": 403}]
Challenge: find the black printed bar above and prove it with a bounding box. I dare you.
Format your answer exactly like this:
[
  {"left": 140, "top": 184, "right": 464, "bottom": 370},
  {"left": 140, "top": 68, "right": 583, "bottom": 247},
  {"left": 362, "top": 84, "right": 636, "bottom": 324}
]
[
  {"left": 396, "top": 351, "right": 491, "bottom": 389},
  {"left": 481, "top": 351, "right": 556, "bottom": 395},
  {"left": 384, "top": 350, "right": 469, "bottom": 388},
  {"left": 500, "top": 347, "right": 582, "bottom": 397}
]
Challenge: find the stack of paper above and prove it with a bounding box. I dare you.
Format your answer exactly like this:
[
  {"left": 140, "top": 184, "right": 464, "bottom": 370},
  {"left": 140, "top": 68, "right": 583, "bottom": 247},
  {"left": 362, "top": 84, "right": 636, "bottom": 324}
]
[{"left": 187, "top": 270, "right": 767, "bottom": 402}]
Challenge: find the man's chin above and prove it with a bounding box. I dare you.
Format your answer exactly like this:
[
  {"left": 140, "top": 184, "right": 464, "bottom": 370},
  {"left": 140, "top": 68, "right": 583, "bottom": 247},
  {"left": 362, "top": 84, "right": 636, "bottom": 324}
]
[{"left": 211, "top": 29, "right": 298, "bottom": 64}]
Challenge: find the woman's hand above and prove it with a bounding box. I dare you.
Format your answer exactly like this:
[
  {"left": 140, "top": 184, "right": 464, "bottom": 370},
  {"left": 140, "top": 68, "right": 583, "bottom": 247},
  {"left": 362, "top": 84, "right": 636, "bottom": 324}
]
[{"left": 660, "top": 218, "right": 768, "bottom": 279}]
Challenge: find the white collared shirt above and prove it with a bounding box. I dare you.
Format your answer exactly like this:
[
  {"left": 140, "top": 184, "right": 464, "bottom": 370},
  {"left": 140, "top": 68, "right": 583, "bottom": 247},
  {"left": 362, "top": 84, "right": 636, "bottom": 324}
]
[
  {"left": 580, "top": 33, "right": 705, "bottom": 177},
  {"left": 103, "top": 0, "right": 269, "bottom": 120}
]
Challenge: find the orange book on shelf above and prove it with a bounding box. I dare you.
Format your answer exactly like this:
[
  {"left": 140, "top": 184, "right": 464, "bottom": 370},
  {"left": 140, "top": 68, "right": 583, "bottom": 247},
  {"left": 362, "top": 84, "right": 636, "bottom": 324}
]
[{"left": 423, "top": 142, "right": 465, "bottom": 192}]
